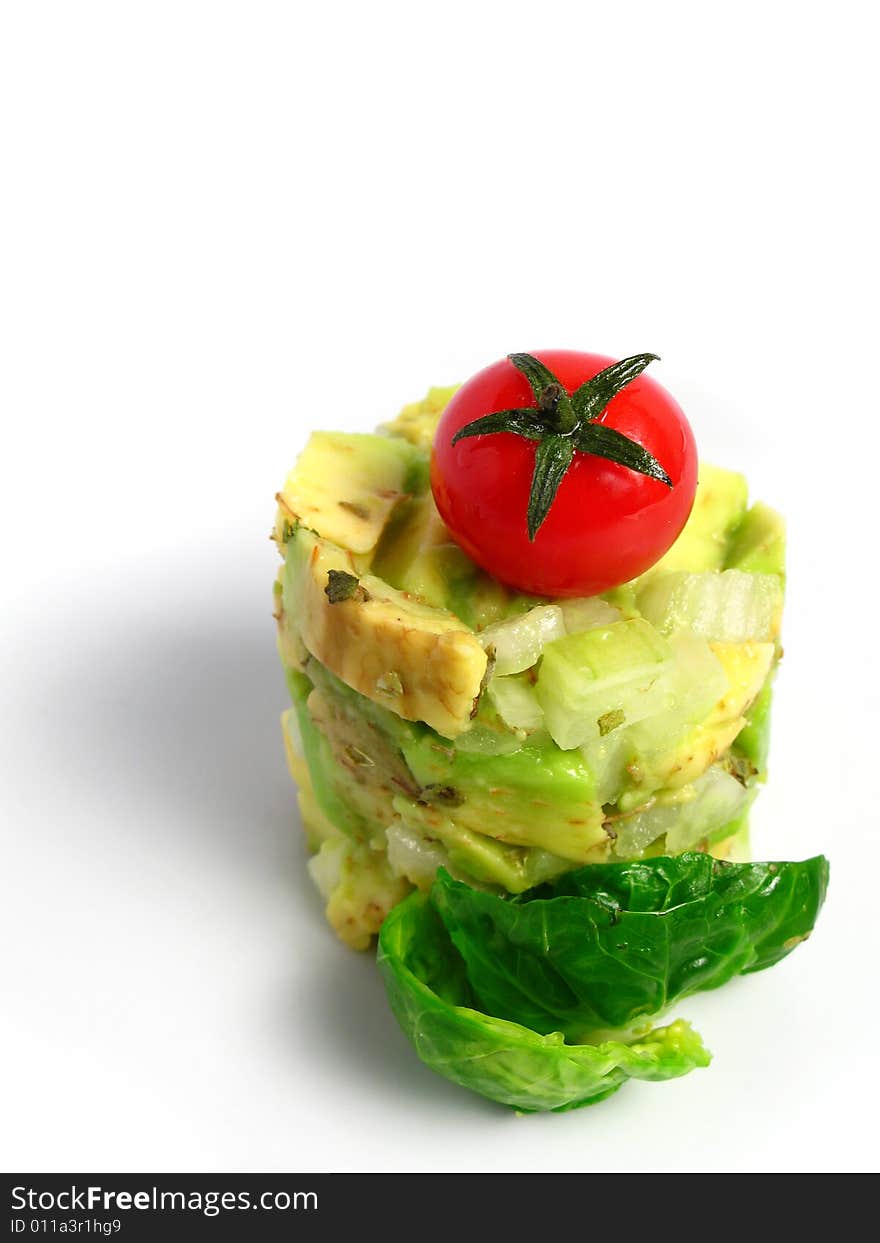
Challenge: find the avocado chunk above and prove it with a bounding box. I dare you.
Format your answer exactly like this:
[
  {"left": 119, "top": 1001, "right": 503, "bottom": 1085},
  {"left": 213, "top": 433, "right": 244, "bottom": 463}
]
[
  {"left": 400, "top": 731, "right": 608, "bottom": 862},
  {"left": 305, "top": 682, "right": 420, "bottom": 844},
  {"left": 284, "top": 674, "right": 367, "bottom": 839},
  {"left": 276, "top": 431, "right": 423, "bottom": 555},
  {"left": 648, "top": 463, "right": 749, "bottom": 575},
  {"left": 371, "top": 493, "right": 450, "bottom": 582},
  {"left": 725, "top": 501, "right": 786, "bottom": 578},
  {"left": 281, "top": 705, "right": 345, "bottom": 852},
  {"left": 308, "top": 837, "right": 411, "bottom": 951},
  {"left": 380, "top": 385, "right": 459, "bottom": 450},
  {"left": 299, "top": 658, "right": 606, "bottom": 865},
  {"left": 731, "top": 672, "right": 775, "bottom": 779},
  {"left": 298, "top": 663, "right": 582, "bottom": 884},
  {"left": 390, "top": 797, "right": 577, "bottom": 892},
  {"left": 619, "top": 639, "right": 775, "bottom": 805},
  {"left": 373, "top": 492, "right": 537, "bottom": 630},
  {"left": 281, "top": 527, "right": 488, "bottom": 738}
]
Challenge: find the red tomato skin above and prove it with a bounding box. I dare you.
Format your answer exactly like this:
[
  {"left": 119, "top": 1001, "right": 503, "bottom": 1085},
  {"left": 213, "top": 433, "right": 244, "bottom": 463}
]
[{"left": 430, "top": 350, "right": 698, "bottom": 598}]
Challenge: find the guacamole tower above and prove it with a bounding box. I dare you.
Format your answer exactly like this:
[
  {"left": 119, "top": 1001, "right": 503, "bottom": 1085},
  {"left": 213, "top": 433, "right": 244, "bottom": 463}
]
[{"left": 273, "top": 386, "right": 785, "bottom": 950}]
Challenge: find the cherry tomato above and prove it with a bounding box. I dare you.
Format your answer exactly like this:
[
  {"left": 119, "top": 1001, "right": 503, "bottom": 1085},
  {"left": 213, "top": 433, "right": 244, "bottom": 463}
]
[{"left": 430, "top": 350, "right": 697, "bottom": 597}]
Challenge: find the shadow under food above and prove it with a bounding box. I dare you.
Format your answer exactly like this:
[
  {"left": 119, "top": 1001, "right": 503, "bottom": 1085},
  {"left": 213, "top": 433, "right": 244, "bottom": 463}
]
[{"left": 43, "top": 568, "right": 298, "bottom": 885}]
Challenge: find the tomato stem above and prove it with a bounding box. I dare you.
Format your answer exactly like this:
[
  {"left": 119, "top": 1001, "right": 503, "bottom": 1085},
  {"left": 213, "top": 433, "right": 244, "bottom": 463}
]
[{"left": 553, "top": 403, "right": 577, "bottom": 435}]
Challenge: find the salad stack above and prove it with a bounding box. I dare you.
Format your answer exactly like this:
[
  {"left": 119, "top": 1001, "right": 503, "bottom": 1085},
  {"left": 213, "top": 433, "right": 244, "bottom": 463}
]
[{"left": 273, "top": 353, "right": 827, "bottom": 1110}]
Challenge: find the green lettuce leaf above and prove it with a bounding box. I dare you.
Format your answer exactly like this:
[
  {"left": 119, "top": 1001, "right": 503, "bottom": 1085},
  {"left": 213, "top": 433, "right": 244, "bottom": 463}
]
[
  {"left": 377, "top": 892, "right": 710, "bottom": 1112},
  {"left": 432, "top": 853, "right": 829, "bottom": 1039},
  {"left": 377, "top": 853, "right": 828, "bottom": 1111}
]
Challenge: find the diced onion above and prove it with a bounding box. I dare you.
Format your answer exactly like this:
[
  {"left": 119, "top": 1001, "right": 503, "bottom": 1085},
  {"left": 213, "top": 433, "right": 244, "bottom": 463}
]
[
  {"left": 613, "top": 766, "right": 748, "bottom": 859},
  {"left": 559, "top": 597, "right": 622, "bottom": 632},
  {"left": 637, "top": 569, "right": 783, "bottom": 643},
  {"left": 386, "top": 821, "right": 450, "bottom": 889},
  {"left": 479, "top": 605, "right": 566, "bottom": 676},
  {"left": 487, "top": 675, "right": 545, "bottom": 733},
  {"left": 479, "top": 597, "right": 624, "bottom": 679},
  {"left": 307, "top": 839, "right": 346, "bottom": 899}
]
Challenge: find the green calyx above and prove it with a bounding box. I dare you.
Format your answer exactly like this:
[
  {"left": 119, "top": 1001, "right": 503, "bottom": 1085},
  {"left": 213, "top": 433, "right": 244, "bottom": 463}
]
[{"left": 451, "top": 352, "right": 673, "bottom": 541}]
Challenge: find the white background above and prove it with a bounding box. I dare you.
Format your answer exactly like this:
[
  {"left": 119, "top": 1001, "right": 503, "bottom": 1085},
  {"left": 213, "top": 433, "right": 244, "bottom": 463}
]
[{"left": 1, "top": 1, "right": 878, "bottom": 1174}]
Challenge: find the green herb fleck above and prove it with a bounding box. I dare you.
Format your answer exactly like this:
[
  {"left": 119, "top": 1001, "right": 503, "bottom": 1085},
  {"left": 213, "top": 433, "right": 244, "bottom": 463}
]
[
  {"left": 325, "top": 569, "right": 367, "bottom": 604},
  {"left": 419, "top": 784, "right": 465, "bottom": 808},
  {"left": 724, "top": 751, "right": 758, "bottom": 786},
  {"left": 598, "top": 708, "right": 626, "bottom": 736}
]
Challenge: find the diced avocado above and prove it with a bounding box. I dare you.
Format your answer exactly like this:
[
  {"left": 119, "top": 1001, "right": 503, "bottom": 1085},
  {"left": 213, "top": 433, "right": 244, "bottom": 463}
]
[
  {"left": 373, "top": 491, "right": 537, "bottom": 629},
  {"left": 400, "top": 731, "right": 608, "bottom": 862},
  {"left": 708, "top": 641, "right": 775, "bottom": 726},
  {"left": 391, "top": 797, "right": 577, "bottom": 892},
  {"left": 647, "top": 463, "right": 749, "bottom": 575},
  {"left": 295, "top": 663, "right": 591, "bottom": 882},
  {"left": 725, "top": 501, "right": 786, "bottom": 578},
  {"left": 296, "top": 779, "right": 343, "bottom": 854},
  {"left": 307, "top": 663, "right": 598, "bottom": 864},
  {"left": 308, "top": 838, "right": 411, "bottom": 951},
  {"left": 275, "top": 571, "right": 309, "bottom": 671},
  {"left": 706, "top": 810, "right": 752, "bottom": 861},
  {"left": 380, "top": 385, "right": 459, "bottom": 450},
  {"left": 304, "top": 658, "right": 420, "bottom": 750},
  {"left": 371, "top": 493, "right": 451, "bottom": 591},
  {"left": 276, "top": 431, "right": 424, "bottom": 556},
  {"left": 619, "top": 640, "right": 775, "bottom": 804},
  {"left": 581, "top": 629, "right": 729, "bottom": 804},
  {"left": 281, "top": 706, "right": 344, "bottom": 852},
  {"left": 282, "top": 527, "right": 488, "bottom": 737},
  {"left": 392, "top": 798, "right": 532, "bottom": 891},
  {"left": 372, "top": 493, "right": 481, "bottom": 620},
  {"left": 406, "top": 544, "right": 523, "bottom": 630},
  {"left": 284, "top": 678, "right": 367, "bottom": 839},
  {"left": 732, "top": 673, "right": 774, "bottom": 779},
  {"left": 304, "top": 684, "right": 420, "bottom": 844}
]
